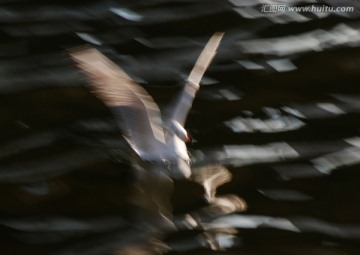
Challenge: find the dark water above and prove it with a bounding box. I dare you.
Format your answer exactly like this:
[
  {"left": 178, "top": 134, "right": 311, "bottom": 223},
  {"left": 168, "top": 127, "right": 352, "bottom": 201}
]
[{"left": 1, "top": 0, "right": 360, "bottom": 254}]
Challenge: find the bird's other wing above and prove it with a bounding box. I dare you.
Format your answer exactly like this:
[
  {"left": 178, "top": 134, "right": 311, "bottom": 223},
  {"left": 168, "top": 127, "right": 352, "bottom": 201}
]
[
  {"left": 69, "top": 46, "right": 167, "bottom": 159},
  {"left": 166, "top": 32, "right": 224, "bottom": 126}
]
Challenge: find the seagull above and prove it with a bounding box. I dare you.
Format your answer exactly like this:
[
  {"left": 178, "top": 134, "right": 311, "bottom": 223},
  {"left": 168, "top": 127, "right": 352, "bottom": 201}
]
[
  {"left": 69, "top": 33, "right": 224, "bottom": 240},
  {"left": 69, "top": 32, "right": 224, "bottom": 180}
]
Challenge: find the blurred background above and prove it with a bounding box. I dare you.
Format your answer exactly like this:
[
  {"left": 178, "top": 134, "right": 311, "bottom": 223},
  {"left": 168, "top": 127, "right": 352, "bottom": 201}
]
[{"left": 1, "top": 0, "right": 360, "bottom": 254}]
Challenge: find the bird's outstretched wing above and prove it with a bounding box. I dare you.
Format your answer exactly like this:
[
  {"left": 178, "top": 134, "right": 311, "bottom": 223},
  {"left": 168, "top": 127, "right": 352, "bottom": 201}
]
[
  {"left": 69, "top": 46, "right": 167, "bottom": 160},
  {"left": 167, "top": 32, "right": 224, "bottom": 126}
]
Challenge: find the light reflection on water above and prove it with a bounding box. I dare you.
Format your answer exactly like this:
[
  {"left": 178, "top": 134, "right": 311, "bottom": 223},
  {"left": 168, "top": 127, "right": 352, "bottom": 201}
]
[
  {"left": 224, "top": 114, "right": 305, "bottom": 133},
  {"left": 238, "top": 24, "right": 360, "bottom": 56},
  {"left": 0, "top": 0, "right": 360, "bottom": 254},
  {"left": 194, "top": 142, "right": 299, "bottom": 167},
  {"left": 208, "top": 214, "right": 360, "bottom": 239}
]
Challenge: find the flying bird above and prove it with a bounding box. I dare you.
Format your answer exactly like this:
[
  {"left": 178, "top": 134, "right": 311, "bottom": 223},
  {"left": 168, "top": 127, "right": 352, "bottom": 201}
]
[
  {"left": 69, "top": 33, "right": 224, "bottom": 240},
  {"left": 69, "top": 33, "right": 224, "bottom": 179}
]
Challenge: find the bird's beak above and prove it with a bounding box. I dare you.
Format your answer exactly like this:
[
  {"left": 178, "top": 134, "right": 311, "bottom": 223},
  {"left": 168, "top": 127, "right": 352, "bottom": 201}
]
[{"left": 186, "top": 133, "right": 193, "bottom": 144}]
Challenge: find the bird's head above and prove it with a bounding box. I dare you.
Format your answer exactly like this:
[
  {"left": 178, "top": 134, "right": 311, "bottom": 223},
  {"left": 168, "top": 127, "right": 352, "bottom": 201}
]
[{"left": 170, "top": 121, "right": 192, "bottom": 143}]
